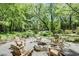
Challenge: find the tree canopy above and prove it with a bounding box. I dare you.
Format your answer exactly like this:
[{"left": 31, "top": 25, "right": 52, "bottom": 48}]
[{"left": 0, "top": 3, "right": 79, "bottom": 34}]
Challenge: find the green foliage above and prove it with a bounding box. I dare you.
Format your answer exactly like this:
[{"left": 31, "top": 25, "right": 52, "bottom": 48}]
[
  {"left": 38, "top": 31, "right": 53, "bottom": 36},
  {"left": 66, "top": 37, "right": 75, "bottom": 42},
  {"left": 76, "top": 27, "right": 79, "bottom": 34},
  {"left": 0, "top": 31, "right": 35, "bottom": 42},
  {"left": 74, "top": 38, "right": 79, "bottom": 43},
  {"left": 0, "top": 33, "right": 15, "bottom": 42},
  {"left": 0, "top": 3, "right": 79, "bottom": 42},
  {"left": 22, "top": 30, "right": 35, "bottom": 38},
  {"left": 65, "top": 37, "right": 79, "bottom": 43},
  {"left": 65, "top": 30, "right": 72, "bottom": 34}
]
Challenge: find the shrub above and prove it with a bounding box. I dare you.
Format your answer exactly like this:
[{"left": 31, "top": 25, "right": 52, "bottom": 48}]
[
  {"left": 65, "top": 36, "right": 79, "bottom": 43},
  {"left": 21, "top": 33, "right": 28, "bottom": 38},
  {"left": 0, "top": 35, "right": 7, "bottom": 42},
  {"left": 54, "top": 29, "right": 63, "bottom": 34},
  {"left": 38, "top": 31, "right": 53, "bottom": 36},
  {"left": 66, "top": 37, "right": 75, "bottom": 42},
  {"left": 22, "top": 30, "right": 35, "bottom": 38},
  {"left": 73, "top": 37, "right": 79, "bottom": 43},
  {"left": 0, "top": 35, "right": 2, "bottom": 41},
  {"left": 65, "top": 30, "right": 72, "bottom": 34},
  {"left": 76, "top": 27, "right": 79, "bottom": 34}
]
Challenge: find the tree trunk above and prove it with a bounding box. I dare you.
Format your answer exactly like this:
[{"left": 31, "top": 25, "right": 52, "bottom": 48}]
[
  {"left": 49, "top": 3, "right": 55, "bottom": 33},
  {"left": 69, "top": 14, "right": 72, "bottom": 30}
]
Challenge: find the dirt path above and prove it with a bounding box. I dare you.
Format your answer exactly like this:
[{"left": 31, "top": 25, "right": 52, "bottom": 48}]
[{"left": 0, "top": 37, "right": 79, "bottom": 56}]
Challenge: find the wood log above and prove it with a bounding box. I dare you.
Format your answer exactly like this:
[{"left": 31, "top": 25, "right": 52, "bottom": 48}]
[
  {"left": 33, "top": 45, "right": 47, "bottom": 52},
  {"left": 33, "top": 45, "right": 42, "bottom": 51},
  {"left": 9, "top": 45, "right": 21, "bottom": 56},
  {"left": 48, "top": 48, "right": 65, "bottom": 56},
  {"left": 38, "top": 42, "right": 47, "bottom": 45},
  {"left": 9, "top": 45, "right": 34, "bottom": 56},
  {"left": 21, "top": 49, "right": 34, "bottom": 56}
]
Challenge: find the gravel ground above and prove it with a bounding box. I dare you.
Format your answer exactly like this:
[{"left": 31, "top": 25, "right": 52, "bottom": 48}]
[{"left": 0, "top": 37, "right": 79, "bottom": 56}]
